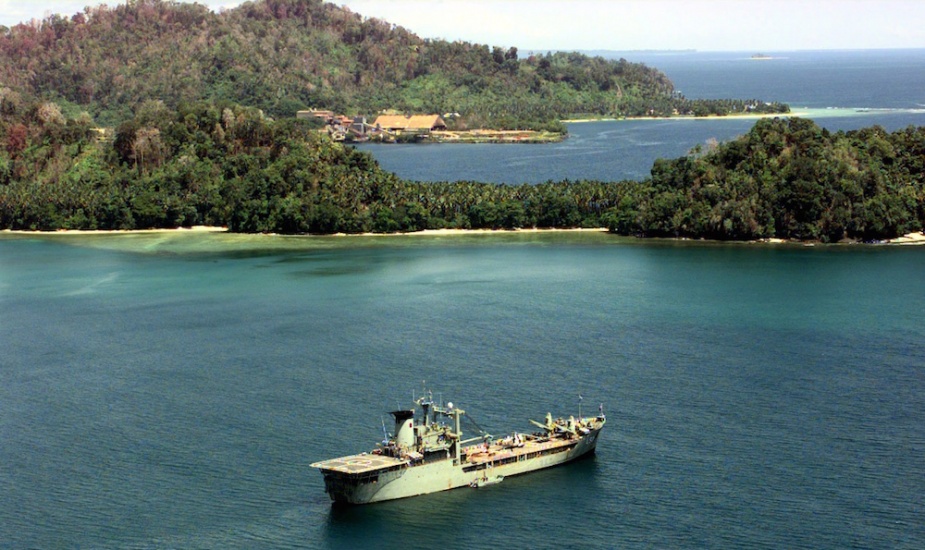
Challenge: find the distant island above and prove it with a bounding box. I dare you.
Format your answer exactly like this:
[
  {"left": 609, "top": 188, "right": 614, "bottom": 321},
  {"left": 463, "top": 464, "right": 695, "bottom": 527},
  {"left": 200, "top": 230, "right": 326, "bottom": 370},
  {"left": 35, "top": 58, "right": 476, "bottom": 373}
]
[{"left": 751, "top": 53, "right": 774, "bottom": 60}]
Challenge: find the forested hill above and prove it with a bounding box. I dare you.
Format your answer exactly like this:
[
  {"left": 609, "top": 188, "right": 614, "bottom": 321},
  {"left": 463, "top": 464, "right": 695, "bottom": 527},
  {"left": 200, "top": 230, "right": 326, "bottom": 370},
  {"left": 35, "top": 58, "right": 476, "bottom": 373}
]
[{"left": 0, "top": 0, "right": 783, "bottom": 126}]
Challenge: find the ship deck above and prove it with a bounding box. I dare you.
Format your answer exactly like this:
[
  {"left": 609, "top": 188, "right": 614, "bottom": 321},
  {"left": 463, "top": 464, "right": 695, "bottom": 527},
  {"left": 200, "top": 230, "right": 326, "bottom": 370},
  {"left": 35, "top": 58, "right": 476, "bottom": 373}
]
[
  {"left": 464, "top": 436, "right": 577, "bottom": 464},
  {"left": 310, "top": 453, "right": 409, "bottom": 475}
]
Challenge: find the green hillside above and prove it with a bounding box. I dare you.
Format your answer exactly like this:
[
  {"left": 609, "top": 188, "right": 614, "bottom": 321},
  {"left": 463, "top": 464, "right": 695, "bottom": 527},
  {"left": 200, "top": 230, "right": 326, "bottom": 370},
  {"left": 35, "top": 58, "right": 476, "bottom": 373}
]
[{"left": 0, "top": 0, "right": 784, "bottom": 126}]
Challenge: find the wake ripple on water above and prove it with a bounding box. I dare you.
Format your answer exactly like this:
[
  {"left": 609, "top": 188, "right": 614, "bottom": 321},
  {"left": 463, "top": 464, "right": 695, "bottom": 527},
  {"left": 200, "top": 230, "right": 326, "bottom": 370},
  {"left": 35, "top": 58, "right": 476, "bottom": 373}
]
[{"left": 61, "top": 271, "right": 120, "bottom": 296}]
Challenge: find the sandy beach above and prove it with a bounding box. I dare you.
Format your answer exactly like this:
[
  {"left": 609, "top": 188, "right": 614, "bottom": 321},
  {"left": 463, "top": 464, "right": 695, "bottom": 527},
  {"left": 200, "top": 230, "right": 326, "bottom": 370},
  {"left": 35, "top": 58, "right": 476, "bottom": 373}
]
[
  {"left": 346, "top": 227, "right": 610, "bottom": 237},
  {"left": 3, "top": 226, "right": 923, "bottom": 245},
  {"left": 563, "top": 111, "right": 811, "bottom": 123},
  {"left": 886, "top": 231, "right": 925, "bottom": 245},
  {"left": 1, "top": 225, "right": 228, "bottom": 236}
]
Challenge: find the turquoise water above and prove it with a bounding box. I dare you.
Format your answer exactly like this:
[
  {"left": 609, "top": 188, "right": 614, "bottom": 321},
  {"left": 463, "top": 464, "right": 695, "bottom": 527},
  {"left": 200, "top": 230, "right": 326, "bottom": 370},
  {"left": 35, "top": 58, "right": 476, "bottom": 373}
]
[{"left": 2, "top": 233, "right": 924, "bottom": 548}]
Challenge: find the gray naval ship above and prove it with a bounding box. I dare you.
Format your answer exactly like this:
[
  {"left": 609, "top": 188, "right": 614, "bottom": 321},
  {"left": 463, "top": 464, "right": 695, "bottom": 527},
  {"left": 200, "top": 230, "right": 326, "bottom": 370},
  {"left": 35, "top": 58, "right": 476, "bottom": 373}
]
[{"left": 311, "top": 392, "right": 606, "bottom": 504}]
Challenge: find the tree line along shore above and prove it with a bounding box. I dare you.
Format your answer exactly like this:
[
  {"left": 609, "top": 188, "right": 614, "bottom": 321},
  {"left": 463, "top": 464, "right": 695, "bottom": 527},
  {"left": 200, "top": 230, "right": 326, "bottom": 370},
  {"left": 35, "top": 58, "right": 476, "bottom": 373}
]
[
  {"left": 0, "top": 0, "right": 919, "bottom": 242},
  {"left": 0, "top": 96, "right": 922, "bottom": 243}
]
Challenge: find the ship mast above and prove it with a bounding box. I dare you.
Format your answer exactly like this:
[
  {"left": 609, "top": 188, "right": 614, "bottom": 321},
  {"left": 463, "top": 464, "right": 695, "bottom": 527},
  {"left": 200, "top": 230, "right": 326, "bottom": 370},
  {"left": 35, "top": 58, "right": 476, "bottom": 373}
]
[{"left": 450, "top": 402, "right": 461, "bottom": 463}]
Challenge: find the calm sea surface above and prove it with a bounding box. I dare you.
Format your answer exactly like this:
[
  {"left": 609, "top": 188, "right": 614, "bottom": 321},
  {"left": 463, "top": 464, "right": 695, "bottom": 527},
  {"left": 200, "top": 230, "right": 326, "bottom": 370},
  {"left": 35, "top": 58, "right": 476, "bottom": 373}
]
[
  {"left": 2, "top": 50, "right": 925, "bottom": 549},
  {"left": 2, "top": 233, "right": 923, "bottom": 548}
]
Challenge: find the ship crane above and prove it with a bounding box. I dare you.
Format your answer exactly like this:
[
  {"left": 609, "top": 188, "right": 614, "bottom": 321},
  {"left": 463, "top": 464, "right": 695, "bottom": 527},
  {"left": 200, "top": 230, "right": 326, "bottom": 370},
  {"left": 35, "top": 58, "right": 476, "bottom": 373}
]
[
  {"left": 462, "top": 411, "right": 493, "bottom": 442},
  {"left": 380, "top": 417, "right": 390, "bottom": 445},
  {"left": 530, "top": 413, "right": 577, "bottom": 435}
]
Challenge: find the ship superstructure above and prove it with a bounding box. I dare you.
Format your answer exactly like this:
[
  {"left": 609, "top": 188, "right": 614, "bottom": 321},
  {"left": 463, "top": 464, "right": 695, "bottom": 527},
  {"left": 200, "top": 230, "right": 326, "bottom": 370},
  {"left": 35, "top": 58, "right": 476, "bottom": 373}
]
[{"left": 311, "top": 392, "right": 605, "bottom": 504}]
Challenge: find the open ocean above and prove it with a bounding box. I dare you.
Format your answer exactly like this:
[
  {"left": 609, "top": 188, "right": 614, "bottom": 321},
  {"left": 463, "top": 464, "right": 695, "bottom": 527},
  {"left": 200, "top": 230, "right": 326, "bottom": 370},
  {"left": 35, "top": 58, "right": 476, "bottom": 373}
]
[{"left": 2, "top": 50, "right": 925, "bottom": 549}]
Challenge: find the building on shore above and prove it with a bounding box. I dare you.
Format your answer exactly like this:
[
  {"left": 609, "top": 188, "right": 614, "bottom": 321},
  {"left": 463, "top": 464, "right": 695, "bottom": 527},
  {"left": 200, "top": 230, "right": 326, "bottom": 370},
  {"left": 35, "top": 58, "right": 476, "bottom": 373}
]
[
  {"left": 296, "top": 109, "right": 335, "bottom": 123},
  {"left": 372, "top": 114, "right": 447, "bottom": 135}
]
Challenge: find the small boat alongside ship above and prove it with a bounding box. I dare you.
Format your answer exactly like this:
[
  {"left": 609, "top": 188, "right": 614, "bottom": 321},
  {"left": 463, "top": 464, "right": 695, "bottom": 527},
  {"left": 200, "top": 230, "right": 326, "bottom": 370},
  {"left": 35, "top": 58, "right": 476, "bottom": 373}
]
[
  {"left": 311, "top": 391, "right": 606, "bottom": 504},
  {"left": 470, "top": 473, "right": 504, "bottom": 488}
]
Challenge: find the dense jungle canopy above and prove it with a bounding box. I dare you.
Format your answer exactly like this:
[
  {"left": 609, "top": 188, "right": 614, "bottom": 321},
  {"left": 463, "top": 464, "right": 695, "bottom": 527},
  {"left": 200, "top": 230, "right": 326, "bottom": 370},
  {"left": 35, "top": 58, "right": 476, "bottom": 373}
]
[
  {"left": 0, "top": 0, "right": 786, "bottom": 126},
  {"left": 0, "top": 1, "right": 921, "bottom": 240},
  {"left": 0, "top": 97, "right": 922, "bottom": 241}
]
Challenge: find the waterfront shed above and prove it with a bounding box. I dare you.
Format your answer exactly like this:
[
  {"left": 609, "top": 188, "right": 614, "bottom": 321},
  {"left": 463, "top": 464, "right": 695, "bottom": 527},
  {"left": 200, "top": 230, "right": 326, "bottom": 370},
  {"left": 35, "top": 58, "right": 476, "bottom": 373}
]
[{"left": 373, "top": 114, "right": 447, "bottom": 133}]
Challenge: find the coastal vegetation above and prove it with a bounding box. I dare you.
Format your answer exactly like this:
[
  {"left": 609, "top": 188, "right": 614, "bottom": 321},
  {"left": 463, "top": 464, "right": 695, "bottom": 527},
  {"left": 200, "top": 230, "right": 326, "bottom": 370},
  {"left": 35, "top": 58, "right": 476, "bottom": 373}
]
[
  {"left": 605, "top": 117, "right": 925, "bottom": 241},
  {"left": 0, "top": 0, "right": 918, "bottom": 242},
  {"left": 0, "top": 95, "right": 922, "bottom": 241}
]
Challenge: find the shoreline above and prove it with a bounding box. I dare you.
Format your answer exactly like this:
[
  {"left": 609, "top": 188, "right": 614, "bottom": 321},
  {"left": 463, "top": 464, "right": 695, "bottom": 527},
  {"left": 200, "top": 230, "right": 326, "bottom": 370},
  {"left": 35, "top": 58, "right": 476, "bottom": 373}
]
[
  {"left": 3, "top": 226, "right": 923, "bottom": 245},
  {"left": 1, "top": 225, "right": 229, "bottom": 236},
  {"left": 886, "top": 231, "right": 925, "bottom": 245},
  {"left": 335, "top": 227, "right": 610, "bottom": 237},
  {"left": 565, "top": 106, "right": 925, "bottom": 124},
  {"left": 564, "top": 111, "right": 809, "bottom": 123}
]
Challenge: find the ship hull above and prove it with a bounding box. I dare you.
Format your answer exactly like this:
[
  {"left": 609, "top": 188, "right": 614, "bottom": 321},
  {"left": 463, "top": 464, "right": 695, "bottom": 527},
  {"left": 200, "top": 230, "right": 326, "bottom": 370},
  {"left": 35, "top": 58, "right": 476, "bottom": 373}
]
[{"left": 322, "top": 425, "right": 602, "bottom": 504}]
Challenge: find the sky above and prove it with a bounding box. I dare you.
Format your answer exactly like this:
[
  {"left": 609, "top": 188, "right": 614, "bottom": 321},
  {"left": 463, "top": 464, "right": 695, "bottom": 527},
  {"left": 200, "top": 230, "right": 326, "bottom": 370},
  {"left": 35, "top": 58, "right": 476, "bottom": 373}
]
[{"left": 2, "top": 0, "right": 925, "bottom": 52}]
